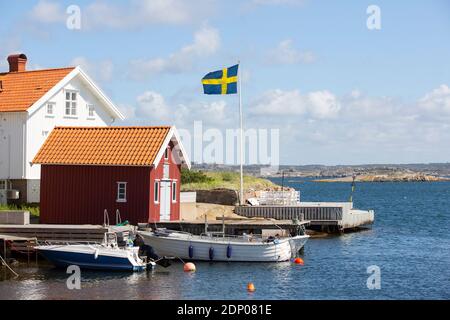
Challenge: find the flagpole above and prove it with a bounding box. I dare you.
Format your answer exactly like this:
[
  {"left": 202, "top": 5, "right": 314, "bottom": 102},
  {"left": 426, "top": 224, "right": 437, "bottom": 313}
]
[{"left": 238, "top": 61, "right": 244, "bottom": 206}]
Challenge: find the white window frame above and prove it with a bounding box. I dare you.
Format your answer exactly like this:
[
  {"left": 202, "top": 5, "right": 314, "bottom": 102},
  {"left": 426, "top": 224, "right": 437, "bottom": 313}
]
[
  {"left": 87, "top": 104, "right": 95, "bottom": 119},
  {"left": 46, "top": 102, "right": 55, "bottom": 117},
  {"left": 163, "top": 164, "right": 170, "bottom": 179},
  {"left": 154, "top": 180, "right": 160, "bottom": 203},
  {"left": 64, "top": 90, "right": 78, "bottom": 117},
  {"left": 172, "top": 181, "right": 177, "bottom": 203},
  {"left": 116, "top": 182, "right": 127, "bottom": 203}
]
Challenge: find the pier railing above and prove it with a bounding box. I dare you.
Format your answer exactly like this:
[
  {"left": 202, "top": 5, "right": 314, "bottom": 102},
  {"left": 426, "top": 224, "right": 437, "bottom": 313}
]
[{"left": 235, "top": 205, "right": 343, "bottom": 221}]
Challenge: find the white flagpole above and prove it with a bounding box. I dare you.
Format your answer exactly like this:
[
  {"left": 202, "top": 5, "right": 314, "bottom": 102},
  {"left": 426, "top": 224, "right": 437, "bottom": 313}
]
[{"left": 238, "top": 62, "right": 244, "bottom": 205}]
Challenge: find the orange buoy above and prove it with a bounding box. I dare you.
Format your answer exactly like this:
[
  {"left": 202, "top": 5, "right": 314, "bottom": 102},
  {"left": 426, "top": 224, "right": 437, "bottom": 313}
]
[
  {"left": 184, "top": 262, "right": 196, "bottom": 272},
  {"left": 294, "top": 258, "right": 304, "bottom": 265},
  {"left": 247, "top": 282, "right": 256, "bottom": 292}
]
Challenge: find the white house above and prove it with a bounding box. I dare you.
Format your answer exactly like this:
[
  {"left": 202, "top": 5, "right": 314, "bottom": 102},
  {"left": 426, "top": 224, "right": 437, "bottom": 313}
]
[{"left": 0, "top": 54, "right": 124, "bottom": 203}]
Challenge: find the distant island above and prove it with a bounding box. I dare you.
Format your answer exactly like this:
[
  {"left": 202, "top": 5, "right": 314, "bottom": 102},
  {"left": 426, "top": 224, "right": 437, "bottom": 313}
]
[
  {"left": 190, "top": 163, "right": 450, "bottom": 183},
  {"left": 315, "top": 173, "right": 450, "bottom": 182}
]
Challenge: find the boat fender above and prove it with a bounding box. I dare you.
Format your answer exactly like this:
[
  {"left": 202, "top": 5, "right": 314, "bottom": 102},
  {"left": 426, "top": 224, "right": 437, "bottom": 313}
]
[
  {"left": 209, "top": 247, "right": 214, "bottom": 261},
  {"left": 226, "top": 245, "right": 232, "bottom": 259},
  {"left": 94, "top": 249, "right": 99, "bottom": 260},
  {"left": 188, "top": 245, "right": 194, "bottom": 259}
]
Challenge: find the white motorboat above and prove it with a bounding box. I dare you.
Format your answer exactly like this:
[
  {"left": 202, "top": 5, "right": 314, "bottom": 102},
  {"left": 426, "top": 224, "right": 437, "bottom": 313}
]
[
  {"left": 36, "top": 233, "right": 151, "bottom": 271},
  {"left": 138, "top": 229, "right": 309, "bottom": 262}
]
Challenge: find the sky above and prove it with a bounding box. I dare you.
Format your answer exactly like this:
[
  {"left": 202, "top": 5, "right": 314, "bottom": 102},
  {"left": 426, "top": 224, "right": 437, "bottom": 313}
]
[{"left": 1, "top": 0, "right": 449, "bottom": 165}]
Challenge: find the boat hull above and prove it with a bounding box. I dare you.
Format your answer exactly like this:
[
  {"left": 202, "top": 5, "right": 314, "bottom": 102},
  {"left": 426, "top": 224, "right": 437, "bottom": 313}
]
[
  {"left": 139, "top": 231, "right": 309, "bottom": 262},
  {"left": 37, "top": 245, "right": 146, "bottom": 271}
]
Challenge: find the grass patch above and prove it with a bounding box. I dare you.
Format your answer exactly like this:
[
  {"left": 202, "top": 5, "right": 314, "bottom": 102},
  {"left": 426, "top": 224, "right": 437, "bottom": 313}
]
[
  {"left": 181, "top": 170, "right": 277, "bottom": 191},
  {"left": 0, "top": 204, "right": 40, "bottom": 217}
]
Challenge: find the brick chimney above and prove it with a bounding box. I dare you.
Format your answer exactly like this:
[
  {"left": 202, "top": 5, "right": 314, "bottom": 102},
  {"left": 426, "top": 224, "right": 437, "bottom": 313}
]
[{"left": 7, "top": 53, "right": 28, "bottom": 72}]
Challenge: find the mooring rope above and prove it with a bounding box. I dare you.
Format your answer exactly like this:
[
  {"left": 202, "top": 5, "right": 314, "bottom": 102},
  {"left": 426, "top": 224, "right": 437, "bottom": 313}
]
[{"left": 0, "top": 253, "right": 19, "bottom": 278}]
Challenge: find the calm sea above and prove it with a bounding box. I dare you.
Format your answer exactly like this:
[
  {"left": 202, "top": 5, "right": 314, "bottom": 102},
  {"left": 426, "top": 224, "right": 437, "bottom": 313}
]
[{"left": 1, "top": 180, "right": 449, "bottom": 300}]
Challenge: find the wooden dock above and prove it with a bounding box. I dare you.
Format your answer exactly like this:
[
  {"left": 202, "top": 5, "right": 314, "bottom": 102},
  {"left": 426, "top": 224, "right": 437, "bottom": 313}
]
[
  {"left": 0, "top": 234, "right": 38, "bottom": 264},
  {"left": 0, "top": 224, "right": 135, "bottom": 242},
  {"left": 234, "top": 202, "right": 374, "bottom": 232},
  {"left": 0, "top": 224, "right": 109, "bottom": 242}
]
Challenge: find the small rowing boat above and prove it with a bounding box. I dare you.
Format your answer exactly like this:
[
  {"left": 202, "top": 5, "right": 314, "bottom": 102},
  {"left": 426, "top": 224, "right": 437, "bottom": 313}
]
[{"left": 138, "top": 229, "right": 309, "bottom": 262}]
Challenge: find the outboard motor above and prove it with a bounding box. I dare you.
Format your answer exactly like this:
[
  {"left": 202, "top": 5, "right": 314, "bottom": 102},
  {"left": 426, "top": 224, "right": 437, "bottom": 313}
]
[{"left": 140, "top": 244, "right": 160, "bottom": 261}]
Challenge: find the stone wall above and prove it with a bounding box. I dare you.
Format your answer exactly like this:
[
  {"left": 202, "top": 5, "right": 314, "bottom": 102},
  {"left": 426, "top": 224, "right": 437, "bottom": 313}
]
[{"left": 195, "top": 188, "right": 239, "bottom": 206}]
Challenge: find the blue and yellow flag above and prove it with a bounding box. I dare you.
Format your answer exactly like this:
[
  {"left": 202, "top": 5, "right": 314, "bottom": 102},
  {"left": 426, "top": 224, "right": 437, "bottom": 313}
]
[{"left": 202, "top": 64, "right": 238, "bottom": 95}]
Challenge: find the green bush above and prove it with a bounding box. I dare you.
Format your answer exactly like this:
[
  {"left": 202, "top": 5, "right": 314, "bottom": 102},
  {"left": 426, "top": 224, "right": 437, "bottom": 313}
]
[
  {"left": 181, "top": 169, "right": 213, "bottom": 184},
  {"left": 0, "top": 204, "right": 40, "bottom": 217},
  {"left": 221, "top": 172, "right": 234, "bottom": 182}
]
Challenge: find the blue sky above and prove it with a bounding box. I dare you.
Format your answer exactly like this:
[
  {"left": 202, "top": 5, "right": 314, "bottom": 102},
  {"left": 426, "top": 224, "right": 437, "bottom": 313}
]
[{"left": 1, "top": 0, "right": 450, "bottom": 165}]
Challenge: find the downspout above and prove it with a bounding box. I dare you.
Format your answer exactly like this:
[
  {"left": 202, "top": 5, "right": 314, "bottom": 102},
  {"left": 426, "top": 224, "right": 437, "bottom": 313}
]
[
  {"left": 8, "top": 134, "right": 11, "bottom": 179},
  {"left": 22, "top": 118, "right": 26, "bottom": 179}
]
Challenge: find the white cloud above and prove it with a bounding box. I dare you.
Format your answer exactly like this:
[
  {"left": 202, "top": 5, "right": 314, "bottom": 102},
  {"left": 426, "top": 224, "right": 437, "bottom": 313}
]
[
  {"left": 118, "top": 85, "right": 450, "bottom": 164},
  {"left": 120, "top": 90, "right": 230, "bottom": 128},
  {"left": 266, "top": 39, "right": 315, "bottom": 65},
  {"left": 252, "top": 0, "right": 306, "bottom": 6},
  {"left": 250, "top": 89, "right": 339, "bottom": 119},
  {"left": 308, "top": 91, "right": 341, "bottom": 119},
  {"left": 29, "top": 0, "right": 65, "bottom": 23},
  {"left": 248, "top": 85, "right": 450, "bottom": 162},
  {"left": 128, "top": 25, "right": 220, "bottom": 79},
  {"left": 70, "top": 57, "right": 114, "bottom": 82},
  {"left": 418, "top": 84, "right": 450, "bottom": 118},
  {"left": 135, "top": 91, "right": 171, "bottom": 122},
  {"left": 28, "top": 0, "right": 217, "bottom": 30}
]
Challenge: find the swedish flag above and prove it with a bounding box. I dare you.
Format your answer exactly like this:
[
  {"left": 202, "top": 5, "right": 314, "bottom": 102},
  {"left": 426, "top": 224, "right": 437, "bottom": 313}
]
[{"left": 202, "top": 64, "right": 238, "bottom": 95}]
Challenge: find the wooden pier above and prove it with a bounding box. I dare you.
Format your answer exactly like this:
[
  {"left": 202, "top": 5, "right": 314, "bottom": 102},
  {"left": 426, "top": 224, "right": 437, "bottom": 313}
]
[
  {"left": 234, "top": 202, "right": 374, "bottom": 232},
  {"left": 0, "top": 234, "right": 38, "bottom": 265},
  {"left": 0, "top": 224, "right": 135, "bottom": 242},
  {"left": 0, "top": 224, "right": 109, "bottom": 242}
]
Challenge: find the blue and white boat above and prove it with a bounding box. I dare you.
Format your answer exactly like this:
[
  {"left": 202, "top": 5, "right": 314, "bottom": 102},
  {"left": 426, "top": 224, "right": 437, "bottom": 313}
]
[{"left": 36, "top": 233, "right": 150, "bottom": 271}]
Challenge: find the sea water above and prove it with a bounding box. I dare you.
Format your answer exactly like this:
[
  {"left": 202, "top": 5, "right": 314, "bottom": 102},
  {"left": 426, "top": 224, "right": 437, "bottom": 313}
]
[{"left": 1, "top": 180, "right": 449, "bottom": 300}]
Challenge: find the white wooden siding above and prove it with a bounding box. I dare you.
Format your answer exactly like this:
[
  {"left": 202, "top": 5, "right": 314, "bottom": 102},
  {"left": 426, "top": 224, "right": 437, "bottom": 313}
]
[
  {"left": 1, "top": 73, "right": 118, "bottom": 203},
  {"left": 26, "top": 75, "right": 114, "bottom": 179},
  {"left": 0, "top": 112, "right": 27, "bottom": 179}
]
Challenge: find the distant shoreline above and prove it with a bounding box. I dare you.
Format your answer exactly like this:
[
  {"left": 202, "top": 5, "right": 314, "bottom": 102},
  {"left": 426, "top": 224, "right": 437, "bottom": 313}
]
[{"left": 314, "top": 174, "right": 450, "bottom": 183}]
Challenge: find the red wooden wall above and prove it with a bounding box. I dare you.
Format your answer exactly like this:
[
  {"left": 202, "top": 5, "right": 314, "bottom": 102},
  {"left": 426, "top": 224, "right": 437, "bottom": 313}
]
[
  {"left": 40, "top": 165, "right": 151, "bottom": 225},
  {"left": 39, "top": 142, "right": 183, "bottom": 225}
]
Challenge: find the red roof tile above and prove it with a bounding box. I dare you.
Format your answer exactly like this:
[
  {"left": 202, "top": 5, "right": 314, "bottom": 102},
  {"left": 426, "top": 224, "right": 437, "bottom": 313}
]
[
  {"left": 33, "top": 126, "right": 172, "bottom": 166},
  {"left": 0, "top": 67, "right": 75, "bottom": 112}
]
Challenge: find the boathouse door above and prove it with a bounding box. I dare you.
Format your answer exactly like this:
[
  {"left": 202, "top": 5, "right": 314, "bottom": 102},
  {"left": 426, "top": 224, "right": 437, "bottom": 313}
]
[{"left": 159, "top": 180, "right": 171, "bottom": 221}]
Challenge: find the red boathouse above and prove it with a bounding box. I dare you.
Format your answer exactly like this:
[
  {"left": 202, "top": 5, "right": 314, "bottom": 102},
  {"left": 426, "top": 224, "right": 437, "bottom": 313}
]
[{"left": 32, "top": 126, "right": 191, "bottom": 225}]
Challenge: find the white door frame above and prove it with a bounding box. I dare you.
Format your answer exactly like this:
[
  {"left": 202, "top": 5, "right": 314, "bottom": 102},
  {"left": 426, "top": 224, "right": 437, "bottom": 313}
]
[{"left": 159, "top": 180, "right": 171, "bottom": 221}]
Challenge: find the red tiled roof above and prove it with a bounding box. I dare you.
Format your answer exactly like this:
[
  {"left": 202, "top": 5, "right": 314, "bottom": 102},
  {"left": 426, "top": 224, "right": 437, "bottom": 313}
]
[
  {"left": 33, "top": 126, "right": 172, "bottom": 166},
  {"left": 0, "top": 67, "right": 75, "bottom": 112}
]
